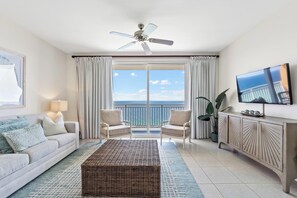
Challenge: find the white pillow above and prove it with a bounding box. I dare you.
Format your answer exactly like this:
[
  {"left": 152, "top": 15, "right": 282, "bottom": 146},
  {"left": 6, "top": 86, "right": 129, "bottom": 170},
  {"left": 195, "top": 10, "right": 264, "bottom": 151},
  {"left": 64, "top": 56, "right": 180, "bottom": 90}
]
[{"left": 42, "top": 115, "right": 67, "bottom": 136}]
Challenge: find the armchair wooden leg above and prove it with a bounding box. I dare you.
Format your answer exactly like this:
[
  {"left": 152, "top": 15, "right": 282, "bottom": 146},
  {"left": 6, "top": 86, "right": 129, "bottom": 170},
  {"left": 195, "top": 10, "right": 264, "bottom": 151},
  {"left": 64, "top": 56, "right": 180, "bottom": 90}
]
[
  {"left": 183, "top": 130, "right": 186, "bottom": 148},
  {"left": 99, "top": 134, "right": 102, "bottom": 143},
  {"left": 160, "top": 129, "right": 162, "bottom": 146}
]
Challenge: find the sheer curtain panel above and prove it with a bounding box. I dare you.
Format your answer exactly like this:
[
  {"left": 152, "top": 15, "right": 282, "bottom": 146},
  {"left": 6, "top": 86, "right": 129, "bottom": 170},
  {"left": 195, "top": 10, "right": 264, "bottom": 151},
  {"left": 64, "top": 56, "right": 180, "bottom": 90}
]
[
  {"left": 188, "top": 56, "right": 217, "bottom": 139},
  {"left": 75, "top": 57, "right": 113, "bottom": 139}
]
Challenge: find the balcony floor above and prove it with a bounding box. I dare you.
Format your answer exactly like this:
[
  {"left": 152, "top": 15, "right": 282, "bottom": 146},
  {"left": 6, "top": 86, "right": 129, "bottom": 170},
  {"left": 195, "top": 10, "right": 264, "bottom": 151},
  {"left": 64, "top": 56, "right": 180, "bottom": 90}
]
[{"left": 132, "top": 129, "right": 160, "bottom": 138}]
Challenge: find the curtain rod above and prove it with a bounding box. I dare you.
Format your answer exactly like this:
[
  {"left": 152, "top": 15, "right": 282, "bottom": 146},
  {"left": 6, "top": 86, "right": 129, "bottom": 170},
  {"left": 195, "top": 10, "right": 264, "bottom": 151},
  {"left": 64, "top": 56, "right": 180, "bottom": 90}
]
[{"left": 71, "top": 55, "right": 219, "bottom": 58}]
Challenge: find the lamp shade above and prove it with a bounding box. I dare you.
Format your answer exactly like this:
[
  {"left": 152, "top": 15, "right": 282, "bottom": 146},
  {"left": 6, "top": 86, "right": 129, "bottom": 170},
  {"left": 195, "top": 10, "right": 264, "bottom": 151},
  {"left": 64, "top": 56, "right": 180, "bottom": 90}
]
[{"left": 50, "top": 100, "right": 68, "bottom": 112}]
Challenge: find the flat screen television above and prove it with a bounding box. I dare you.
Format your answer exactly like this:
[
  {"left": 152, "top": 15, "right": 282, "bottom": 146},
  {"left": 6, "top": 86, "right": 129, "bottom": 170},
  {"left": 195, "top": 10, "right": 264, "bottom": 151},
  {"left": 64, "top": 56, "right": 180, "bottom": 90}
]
[{"left": 236, "top": 63, "right": 293, "bottom": 105}]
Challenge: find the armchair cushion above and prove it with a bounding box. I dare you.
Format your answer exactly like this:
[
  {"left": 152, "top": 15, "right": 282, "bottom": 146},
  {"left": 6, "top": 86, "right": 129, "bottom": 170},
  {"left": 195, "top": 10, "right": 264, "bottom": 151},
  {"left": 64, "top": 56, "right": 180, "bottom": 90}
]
[
  {"left": 101, "top": 124, "right": 130, "bottom": 137},
  {"left": 169, "top": 110, "right": 191, "bottom": 126},
  {"left": 100, "top": 110, "right": 122, "bottom": 126},
  {"left": 161, "top": 125, "right": 190, "bottom": 137}
]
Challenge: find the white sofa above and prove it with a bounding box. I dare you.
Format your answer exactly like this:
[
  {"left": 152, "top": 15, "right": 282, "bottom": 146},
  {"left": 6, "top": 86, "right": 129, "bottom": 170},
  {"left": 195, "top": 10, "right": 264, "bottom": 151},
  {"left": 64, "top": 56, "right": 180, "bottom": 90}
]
[{"left": 0, "top": 114, "right": 79, "bottom": 198}]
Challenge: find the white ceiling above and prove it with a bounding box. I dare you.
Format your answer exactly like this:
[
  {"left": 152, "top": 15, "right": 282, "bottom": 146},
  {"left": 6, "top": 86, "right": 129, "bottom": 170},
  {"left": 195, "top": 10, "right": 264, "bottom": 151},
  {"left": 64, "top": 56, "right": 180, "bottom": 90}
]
[{"left": 0, "top": 0, "right": 293, "bottom": 54}]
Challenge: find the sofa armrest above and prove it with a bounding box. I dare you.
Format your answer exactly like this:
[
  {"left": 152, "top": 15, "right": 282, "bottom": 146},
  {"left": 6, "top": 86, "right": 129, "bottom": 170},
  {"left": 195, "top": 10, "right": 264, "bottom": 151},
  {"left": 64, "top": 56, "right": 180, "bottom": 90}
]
[{"left": 64, "top": 121, "right": 79, "bottom": 149}]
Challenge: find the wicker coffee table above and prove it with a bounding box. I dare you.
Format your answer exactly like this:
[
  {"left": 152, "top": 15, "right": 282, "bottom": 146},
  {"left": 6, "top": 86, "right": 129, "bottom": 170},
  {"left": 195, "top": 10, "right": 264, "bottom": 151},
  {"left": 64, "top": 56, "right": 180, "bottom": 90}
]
[{"left": 81, "top": 140, "right": 160, "bottom": 197}]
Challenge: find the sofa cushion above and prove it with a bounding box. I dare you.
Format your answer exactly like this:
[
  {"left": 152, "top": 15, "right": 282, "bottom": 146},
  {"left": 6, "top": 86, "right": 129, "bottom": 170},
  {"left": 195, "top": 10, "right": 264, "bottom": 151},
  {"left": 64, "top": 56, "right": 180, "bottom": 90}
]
[
  {"left": 100, "top": 109, "right": 122, "bottom": 126},
  {"left": 169, "top": 110, "right": 191, "bottom": 126},
  {"left": 21, "top": 140, "right": 58, "bottom": 163},
  {"left": 42, "top": 115, "right": 67, "bottom": 136},
  {"left": 47, "top": 133, "right": 76, "bottom": 148},
  {"left": 0, "top": 117, "right": 29, "bottom": 154},
  {"left": 2, "top": 124, "right": 47, "bottom": 152},
  {"left": 0, "top": 154, "right": 29, "bottom": 180}
]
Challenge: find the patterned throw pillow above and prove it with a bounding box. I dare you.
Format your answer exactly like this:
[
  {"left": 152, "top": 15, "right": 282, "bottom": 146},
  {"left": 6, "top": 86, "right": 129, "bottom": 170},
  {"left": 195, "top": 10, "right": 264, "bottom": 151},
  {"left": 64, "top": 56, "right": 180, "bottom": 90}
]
[
  {"left": 0, "top": 117, "right": 29, "bottom": 154},
  {"left": 0, "top": 117, "right": 27, "bottom": 126},
  {"left": 2, "top": 123, "right": 47, "bottom": 152},
  {"left": 42, "top": 115, "right": 67, "bottom": 136}
]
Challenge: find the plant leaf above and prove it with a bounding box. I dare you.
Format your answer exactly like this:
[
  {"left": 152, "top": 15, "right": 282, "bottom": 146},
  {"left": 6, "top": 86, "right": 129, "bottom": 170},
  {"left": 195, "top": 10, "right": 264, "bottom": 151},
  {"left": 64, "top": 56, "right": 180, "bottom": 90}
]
[
  {"left": 196, "top": 96, "right": 211, "bottom": 103},
  {"left": 206, "top": 102, "right": 214, "bottom": 114},
  {"left": 215, "top": 88, "right": 229, "bottom": 109},
  {"left": 198, "top": 114, "right": 212, "bottom": 121}
]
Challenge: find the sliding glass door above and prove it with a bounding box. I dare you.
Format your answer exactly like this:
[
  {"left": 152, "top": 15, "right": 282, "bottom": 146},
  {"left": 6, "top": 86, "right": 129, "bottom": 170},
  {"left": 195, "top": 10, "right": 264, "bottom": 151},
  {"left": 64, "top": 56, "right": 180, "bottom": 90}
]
[
  {"left": 113, "top": 65, "right": 148, "bottom": 131},
  {"left": 113, "top": 64, "right": 185, "bottom": 133},
  {"left": 148, "top": 65, "right": 185, "bottom": 132}
]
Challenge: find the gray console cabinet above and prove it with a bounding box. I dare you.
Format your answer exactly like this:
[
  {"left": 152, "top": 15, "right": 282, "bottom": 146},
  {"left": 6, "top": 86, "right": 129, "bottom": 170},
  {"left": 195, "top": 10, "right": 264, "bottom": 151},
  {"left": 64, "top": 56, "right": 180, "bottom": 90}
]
[{"left": 218, "top": 112, "right": 297, "bottom": 193}]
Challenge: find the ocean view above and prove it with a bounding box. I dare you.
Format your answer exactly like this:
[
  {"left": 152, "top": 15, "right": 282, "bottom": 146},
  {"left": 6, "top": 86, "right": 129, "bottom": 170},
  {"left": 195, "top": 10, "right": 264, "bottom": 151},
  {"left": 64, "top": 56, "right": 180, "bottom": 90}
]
[
  {"left": 114, "top": 101, "right": 184, "bottom": 127},
  {"left": 114, "top": 101, "right": 184, "bottom": 105}
]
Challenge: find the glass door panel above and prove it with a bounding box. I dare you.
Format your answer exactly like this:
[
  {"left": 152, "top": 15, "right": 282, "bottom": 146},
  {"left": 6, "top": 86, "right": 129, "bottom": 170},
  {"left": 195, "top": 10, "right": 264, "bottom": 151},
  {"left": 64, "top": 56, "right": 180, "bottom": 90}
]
[
  {"left": 112, "top": 65, "right": 148, "bottom": 131},
  {"left": 148, "top": 65, "right": 185, "bottom": 132},
  {"left": 113, "top": 64, "right": 185, "bottom": 134}
]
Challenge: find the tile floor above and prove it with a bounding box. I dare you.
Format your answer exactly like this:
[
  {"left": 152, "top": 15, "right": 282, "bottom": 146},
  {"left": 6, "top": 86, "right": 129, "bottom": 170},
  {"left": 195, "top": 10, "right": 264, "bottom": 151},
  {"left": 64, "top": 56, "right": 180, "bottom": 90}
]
[
  {"left": 80, "top": 138, "right": 297, "bottom": 198},
  {"left": 174, "top": 139, "right": 297, "bottom": 198}
]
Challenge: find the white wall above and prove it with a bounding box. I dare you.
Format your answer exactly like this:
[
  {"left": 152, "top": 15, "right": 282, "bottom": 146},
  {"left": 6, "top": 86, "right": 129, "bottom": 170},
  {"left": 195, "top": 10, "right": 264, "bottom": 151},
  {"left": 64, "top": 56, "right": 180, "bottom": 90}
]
[
  {"left": 218, "top": 1, "right": 297, "bottom": 119},
  {"left": 0, "top": 16, "right": 67, "bottom": 117}
]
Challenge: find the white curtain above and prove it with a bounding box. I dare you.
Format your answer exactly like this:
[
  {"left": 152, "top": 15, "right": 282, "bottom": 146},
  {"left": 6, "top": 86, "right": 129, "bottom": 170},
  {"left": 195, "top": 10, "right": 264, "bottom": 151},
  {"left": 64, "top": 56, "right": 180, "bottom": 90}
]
[
  {"left": 186, "top": 56, "right": 217, "bottom": 139},
  {"left": 75, "top": 57, "right": 113, "bottom": 139}
]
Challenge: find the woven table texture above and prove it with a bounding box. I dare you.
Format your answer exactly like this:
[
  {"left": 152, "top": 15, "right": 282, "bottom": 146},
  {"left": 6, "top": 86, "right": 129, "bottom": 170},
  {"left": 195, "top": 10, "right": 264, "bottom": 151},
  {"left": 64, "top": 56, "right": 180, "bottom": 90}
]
[{"left": 81, "top": 139, "right": 160, "bottom": 197}]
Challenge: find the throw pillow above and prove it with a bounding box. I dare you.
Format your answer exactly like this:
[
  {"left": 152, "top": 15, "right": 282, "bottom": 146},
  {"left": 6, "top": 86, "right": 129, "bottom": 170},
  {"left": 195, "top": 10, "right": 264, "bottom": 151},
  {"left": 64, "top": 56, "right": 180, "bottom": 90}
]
[
  {"left": 0, "top": 116, "right": 27, "bottom": 126},
  {"left": 2, "top": 123, "right": 47, "bottom": 152},
  {"left": 42, "top": 115, "right": 67, "bottom": 136},
  {"left": 169, "top": 110, "right": 191, "bottom": 126},
  {"left": 100, "top": 110, "right": 122, "bottom": 126},
  {"left": 0, "top": 117, "right": 29, "bottom": 154}
]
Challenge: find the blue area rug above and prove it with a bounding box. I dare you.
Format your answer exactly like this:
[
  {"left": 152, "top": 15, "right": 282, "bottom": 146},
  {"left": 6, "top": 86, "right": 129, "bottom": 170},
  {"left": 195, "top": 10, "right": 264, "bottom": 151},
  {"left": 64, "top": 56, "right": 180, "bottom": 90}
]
[{"left": 10, "top": 141, "right": 203, "bottom": 198}]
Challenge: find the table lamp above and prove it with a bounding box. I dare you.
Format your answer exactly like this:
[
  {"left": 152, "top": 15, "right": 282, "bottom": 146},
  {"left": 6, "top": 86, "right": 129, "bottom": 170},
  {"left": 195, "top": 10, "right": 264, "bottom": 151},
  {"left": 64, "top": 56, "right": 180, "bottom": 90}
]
[{"left": 50, "top": 100, "right": 68, "bottom": 118}]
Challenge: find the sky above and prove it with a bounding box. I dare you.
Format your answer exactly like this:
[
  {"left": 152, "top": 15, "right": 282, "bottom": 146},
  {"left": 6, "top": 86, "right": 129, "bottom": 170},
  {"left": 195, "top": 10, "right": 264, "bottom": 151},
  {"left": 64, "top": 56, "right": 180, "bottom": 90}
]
[{"left": 113, "top": 69, "right": 185, "bottom": 101}]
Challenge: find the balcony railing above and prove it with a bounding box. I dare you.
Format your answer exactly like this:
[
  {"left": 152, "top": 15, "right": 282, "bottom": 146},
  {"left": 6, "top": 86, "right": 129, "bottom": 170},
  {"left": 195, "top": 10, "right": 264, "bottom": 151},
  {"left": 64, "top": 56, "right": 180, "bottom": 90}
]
[
  {"left": 240, "top": 82, "right": 285, "bottom": 103},
  {"left": 114, "top": 103, "right": 184, "bottom": 128}
]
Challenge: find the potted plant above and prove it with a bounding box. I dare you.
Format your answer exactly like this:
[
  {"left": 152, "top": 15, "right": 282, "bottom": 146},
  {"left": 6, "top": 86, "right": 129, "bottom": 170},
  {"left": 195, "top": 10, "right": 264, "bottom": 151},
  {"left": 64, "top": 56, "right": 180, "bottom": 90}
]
[{"left": 196, "top": 88, "right": 229, "bottom": 142}]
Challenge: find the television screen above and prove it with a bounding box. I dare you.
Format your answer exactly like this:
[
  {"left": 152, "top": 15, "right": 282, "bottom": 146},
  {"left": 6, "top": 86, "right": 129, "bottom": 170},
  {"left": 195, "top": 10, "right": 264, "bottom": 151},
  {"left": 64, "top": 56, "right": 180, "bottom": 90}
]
[{"left": 236, "top": 63, "right": 293, "bottom": 105}]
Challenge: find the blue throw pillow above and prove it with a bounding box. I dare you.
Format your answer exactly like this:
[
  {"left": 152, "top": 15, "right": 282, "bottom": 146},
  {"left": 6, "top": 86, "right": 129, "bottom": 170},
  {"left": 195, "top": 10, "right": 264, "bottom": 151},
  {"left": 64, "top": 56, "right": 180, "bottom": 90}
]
[
  {"left": 2, "top": 123, "right": 47, "bottom": 152},
  {"left": 0, "top": 117, "right": 29, "bottom": 153},
  {"left": 0, "top": 117, "right": 25, "bottom": 126}
]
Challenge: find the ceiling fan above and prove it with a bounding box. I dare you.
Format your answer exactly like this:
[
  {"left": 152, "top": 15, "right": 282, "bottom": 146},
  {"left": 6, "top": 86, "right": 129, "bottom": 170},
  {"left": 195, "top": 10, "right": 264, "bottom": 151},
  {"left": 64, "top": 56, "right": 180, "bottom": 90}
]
[{"left": 110, "top": 23, "right": 174, "bottom": 55}]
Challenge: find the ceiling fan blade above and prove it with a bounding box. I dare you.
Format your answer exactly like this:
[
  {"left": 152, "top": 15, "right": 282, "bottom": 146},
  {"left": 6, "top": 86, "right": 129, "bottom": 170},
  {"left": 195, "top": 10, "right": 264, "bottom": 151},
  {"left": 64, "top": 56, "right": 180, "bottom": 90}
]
[
  {"left": 148, "top": 38, "right": 174, "bottom": 46},
  {"left": 141, "top": 42, "right": 152, "bottom": 55},
  {"left": 143, "top": 23, "right": 158, "bottom": 36},
  {"left": 118, "top": 41, "right": 137, "bottom": 50},
  {"left": 110, "top": 31, "right": 134, "bottom": 39}
]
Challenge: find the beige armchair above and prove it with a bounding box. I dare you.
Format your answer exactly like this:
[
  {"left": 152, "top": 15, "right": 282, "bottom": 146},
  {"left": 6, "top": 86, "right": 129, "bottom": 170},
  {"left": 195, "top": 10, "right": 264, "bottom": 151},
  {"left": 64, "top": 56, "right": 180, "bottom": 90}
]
[
  {"left": 100, "top": 109, "right": 132, "bottom": 139},
  {"left": 160, "top": 110, "right": 191, "bottom": 148}
]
